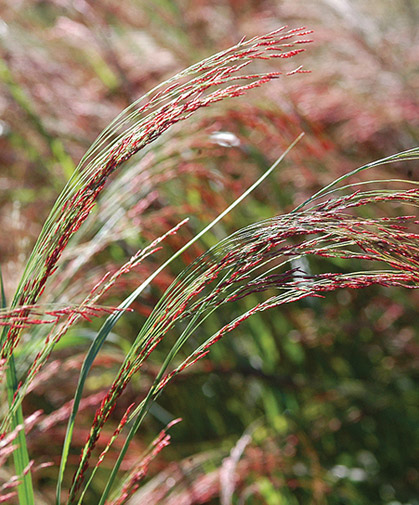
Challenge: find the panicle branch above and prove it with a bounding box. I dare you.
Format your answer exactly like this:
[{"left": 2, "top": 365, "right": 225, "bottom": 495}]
[{"left": 108, "top": 418, "right": 182, "bottom": 505}]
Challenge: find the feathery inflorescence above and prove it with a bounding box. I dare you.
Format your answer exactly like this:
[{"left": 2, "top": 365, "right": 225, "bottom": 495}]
[
  {"left": 1, "top": 25, "right": 312, "bottom": 364},
  {"left": 1, "top": 27, "right": 313, "bottom": 436}
]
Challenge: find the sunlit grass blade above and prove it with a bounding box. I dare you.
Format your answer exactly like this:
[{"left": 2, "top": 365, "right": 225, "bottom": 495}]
[{"left": 1, "top": 269, "right": 35, "bottom": 505}]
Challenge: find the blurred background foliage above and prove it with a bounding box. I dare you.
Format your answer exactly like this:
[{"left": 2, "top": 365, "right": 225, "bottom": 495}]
[{"left": 0, "top": 0, "right": 418, "bottom": 504}]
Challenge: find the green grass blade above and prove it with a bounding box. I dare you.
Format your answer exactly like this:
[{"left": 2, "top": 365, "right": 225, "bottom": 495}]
[
  {"left": 5, "top": 357, "right": 35, "bottom": 505},
  {"left": 1, "top": 269, "right": 35, "bottom": 505},
  {"left": 0, "top": 268, "right": 5, "bottom": 308}
]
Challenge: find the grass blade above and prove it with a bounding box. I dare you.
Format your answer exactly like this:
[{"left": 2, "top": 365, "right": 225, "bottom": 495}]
[{"left": 1, "top": 269, "right": 35, "bottom": 505}]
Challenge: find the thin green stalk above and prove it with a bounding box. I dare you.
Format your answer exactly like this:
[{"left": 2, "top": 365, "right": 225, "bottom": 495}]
[
  {"left": 1, "top": 270, "right": 35, "bottom": 505},
  {"left": 5, "top": 357, "right": 35, "bottom": 505},
  {"left": 0, "top": 268, "right": 5, "bottom": 308}
]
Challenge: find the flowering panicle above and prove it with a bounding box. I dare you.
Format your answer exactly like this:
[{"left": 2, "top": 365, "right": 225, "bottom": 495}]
[
  {"left": 2, "top": 14, "right": 418, "bottom": 505},
  {"left": 95, "top": 403, "right": 136, "bottom": 469},
  {"left": 1, "top": 33, "right": 313, "bottom": 477},
  {"left": 3, "top": 26, "right": 312, "bottom": 369}
]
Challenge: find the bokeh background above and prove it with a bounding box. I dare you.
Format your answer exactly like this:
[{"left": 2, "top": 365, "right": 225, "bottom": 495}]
[{"left": 0, "top": 1, "right": 418, "bottom": 504}]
